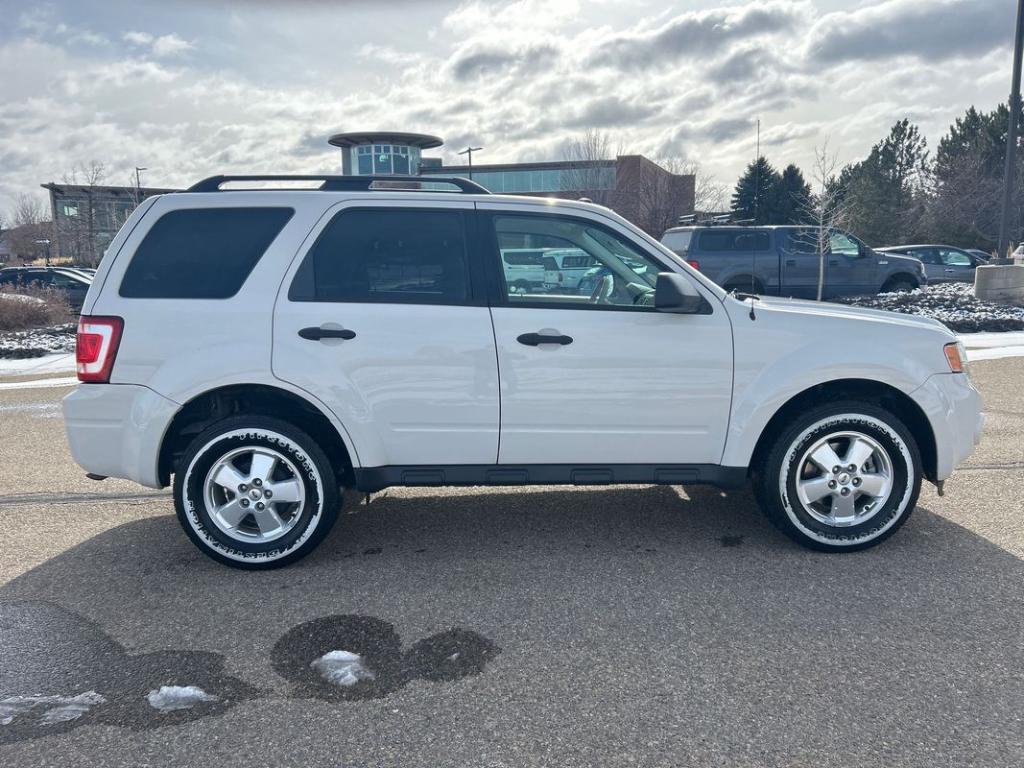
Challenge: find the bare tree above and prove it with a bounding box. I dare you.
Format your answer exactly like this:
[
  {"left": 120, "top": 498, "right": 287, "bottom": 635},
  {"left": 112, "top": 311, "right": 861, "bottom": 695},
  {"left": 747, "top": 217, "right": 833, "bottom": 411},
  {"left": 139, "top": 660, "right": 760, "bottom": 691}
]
[
  {"left": 560, "top": 129, "right": 622, "bottom": 208},
  {"left": 3, "top": 193, "right": 52, "bottom": 263},
  {"left": 675, "top": 159, "right": 727, "bottom": 213},
  {"left": 13, "top": 193, "right": 45, "bottom": 227},
  {"left": 802, "top": 141, "right": 849, "bottom": 301},
  {"left": 59, "top": 161, "right": 107, "bottom": 266}
]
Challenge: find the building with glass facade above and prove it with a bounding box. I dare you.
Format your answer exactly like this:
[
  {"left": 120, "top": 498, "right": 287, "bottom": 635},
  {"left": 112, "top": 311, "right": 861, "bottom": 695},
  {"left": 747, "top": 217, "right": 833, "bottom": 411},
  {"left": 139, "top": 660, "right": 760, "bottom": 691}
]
[
  {"left": 328, "top": 131, "right": 443, "bottom": 177},
  {"left": 420, "top": 155, "right": 695, "bottom": 236}
]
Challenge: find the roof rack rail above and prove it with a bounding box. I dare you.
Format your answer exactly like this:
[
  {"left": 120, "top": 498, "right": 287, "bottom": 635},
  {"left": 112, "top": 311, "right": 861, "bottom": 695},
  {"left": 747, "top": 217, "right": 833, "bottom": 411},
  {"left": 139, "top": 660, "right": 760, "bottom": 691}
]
[
  {"left": 186, "top": 174, "right": 491, "bottom": 194},
  {"left": 675, "top": 211, "right": 752, "bottom": 227}
]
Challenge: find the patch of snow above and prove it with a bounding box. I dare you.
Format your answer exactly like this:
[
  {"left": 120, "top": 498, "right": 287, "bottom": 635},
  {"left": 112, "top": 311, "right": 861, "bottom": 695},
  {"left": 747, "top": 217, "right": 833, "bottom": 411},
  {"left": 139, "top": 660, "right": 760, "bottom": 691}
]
[
  {"left": 0, "top": 323, "right": 76, "bottom": 360},
  {"left": 146, "top": 685, "right": 218, "bottom": 713},
  {"left": 0, "top": 375, "right": 77, "bottom": 390},
  {"left": 836, "top": 283, "right": 1024, "bottom": 333},
  {"left": 958, "top": 331, "right": 1024, "bottom": 361},
  {"left": 0, "top": 352, "right": 75, "bottom": 376},
  {"left": 310, "top": 650, "right": 376, "bottom": 687},
  {"left": 0, "top": 691, "right": 106, "bottom": 726},
  {"left": 0, "top": 401, "right": 62, "bottom": 417}
]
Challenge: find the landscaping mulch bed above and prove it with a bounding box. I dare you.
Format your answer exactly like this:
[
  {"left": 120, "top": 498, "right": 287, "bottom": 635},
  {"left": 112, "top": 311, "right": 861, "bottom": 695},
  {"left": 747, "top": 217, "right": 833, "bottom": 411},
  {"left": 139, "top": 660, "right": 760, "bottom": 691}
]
[{"left": 0, "top": 324, "right": 77, "bottom": 359}]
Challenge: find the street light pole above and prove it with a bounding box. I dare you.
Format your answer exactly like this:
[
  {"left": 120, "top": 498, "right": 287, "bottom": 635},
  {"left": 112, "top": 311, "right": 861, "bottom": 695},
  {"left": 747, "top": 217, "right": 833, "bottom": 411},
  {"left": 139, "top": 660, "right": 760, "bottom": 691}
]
[
  {"left": 457, "top": 146, "right": 483, "bottom": 179},
  {"left": 996, "top": 0, "right": 1024, "bottom": 264},
  {"left": 134, "top": 166, "right": 147, "bottom": 206}
]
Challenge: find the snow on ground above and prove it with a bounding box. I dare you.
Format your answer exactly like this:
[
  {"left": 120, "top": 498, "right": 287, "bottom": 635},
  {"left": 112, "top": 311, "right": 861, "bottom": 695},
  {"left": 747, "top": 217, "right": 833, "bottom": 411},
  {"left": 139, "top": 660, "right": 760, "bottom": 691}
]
[
  {"left": 835, "top": 283, "right": 1024, "bottom": 332},
  {"left": 0, "top": 692, "right": 106, "bottom": 726},
  {"left": 0, "top": 375, "right": 77, "bottom": 390},
  {"left": 311, "top": 650, "right": 376, "bottom": 687},
  {"left": 959, "top": 331, "right": 1024, "bottom": 361},
  {"left": 0, "top": 352, "right": 75, "bottom": 377},
  {"left": 0, "top": 323, "right": 76, "bottom": 359},
  {"left": 146, "top": 685, "right": 218, "bottom": 712}
]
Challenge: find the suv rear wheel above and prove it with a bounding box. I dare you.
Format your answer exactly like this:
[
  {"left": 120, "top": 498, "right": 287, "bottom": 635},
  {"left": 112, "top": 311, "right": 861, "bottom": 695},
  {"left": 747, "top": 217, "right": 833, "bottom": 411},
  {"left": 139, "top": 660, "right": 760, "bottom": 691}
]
[
  {"left": 174, "top": 416, "right": 340, "bottom": 569},
  {"left": 754, "top": 402, "right": 922, "bottom": 551}
]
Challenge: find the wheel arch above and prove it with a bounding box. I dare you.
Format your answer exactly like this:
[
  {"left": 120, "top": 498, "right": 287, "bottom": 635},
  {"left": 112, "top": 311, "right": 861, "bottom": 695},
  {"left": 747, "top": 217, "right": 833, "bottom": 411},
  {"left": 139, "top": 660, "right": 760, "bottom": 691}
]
[
  {"left": 880, "top": 273, "right": 920, "bottom": 291},
  {"left": 747, "top": 378, "right": 938, "bottom": 482},
  {"left": 158, "top": 383, "right": 356, "bottom": 487}
]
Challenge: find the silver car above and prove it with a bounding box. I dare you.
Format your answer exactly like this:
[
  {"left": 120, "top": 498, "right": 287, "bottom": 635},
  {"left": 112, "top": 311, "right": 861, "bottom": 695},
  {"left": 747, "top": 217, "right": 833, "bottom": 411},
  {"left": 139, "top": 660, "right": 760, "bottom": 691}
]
[{"left": 877, "top": 244, "right": 982, "bottom": 283}]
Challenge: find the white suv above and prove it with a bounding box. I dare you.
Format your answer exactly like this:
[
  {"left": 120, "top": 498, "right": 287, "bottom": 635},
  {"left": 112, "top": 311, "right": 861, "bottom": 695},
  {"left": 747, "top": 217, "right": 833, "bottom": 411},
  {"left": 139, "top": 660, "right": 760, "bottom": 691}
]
[{"left": 63, "top": 174, "right": 983, "bottom": 569}]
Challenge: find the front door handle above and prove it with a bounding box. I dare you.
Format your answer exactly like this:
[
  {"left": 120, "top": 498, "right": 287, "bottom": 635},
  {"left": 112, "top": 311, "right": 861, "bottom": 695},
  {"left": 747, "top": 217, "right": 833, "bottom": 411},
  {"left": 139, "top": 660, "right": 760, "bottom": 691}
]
[
  {"left": 785, "top": 258, "right": 797, "bottom": 267},
  {"left": 517, "top": 332, "right": 573, "bottom": 346},
  {"left": 298, "top": 326, "right": 356, "bottom": 341},
  {"left": 829, "top": 259, "right": 839, "bottom": 266}
]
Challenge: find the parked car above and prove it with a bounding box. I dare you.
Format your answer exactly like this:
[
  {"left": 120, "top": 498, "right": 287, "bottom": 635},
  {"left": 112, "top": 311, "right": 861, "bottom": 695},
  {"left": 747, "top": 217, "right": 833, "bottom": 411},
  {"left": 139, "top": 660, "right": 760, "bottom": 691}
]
[
  {"left": 0, "top": 266, "right": 92, "bottom": 310},
  {"left": 660, "top": 225, "right": 927, "bottom": 298},
  {"left": 63, "top": 174, "right": 982, "bottom": 568},
  {"left": 500, "top": 249, "right": 549, "bottom": 291},
  {"left": 876, "top": 245, "right": 983, "bottom": 283},
  {"left": 541, "top": 248, "right": 598, "bottom": 291}
]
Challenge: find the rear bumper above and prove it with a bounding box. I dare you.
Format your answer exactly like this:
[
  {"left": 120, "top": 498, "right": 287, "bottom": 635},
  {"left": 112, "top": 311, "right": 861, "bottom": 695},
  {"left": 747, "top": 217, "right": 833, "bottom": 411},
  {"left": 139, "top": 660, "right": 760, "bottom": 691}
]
[
  {"left": 63, "top": 383, "right": 179, "bottom": 488},
  {"left": 910, "top": 372, "right": 984, "bottom": 481}
]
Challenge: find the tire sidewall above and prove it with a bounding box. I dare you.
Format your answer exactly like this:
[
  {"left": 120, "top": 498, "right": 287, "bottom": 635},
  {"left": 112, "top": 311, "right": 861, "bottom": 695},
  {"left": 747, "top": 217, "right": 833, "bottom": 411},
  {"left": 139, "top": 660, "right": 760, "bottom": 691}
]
[
  {"left": 777, "top": 410, "right": 919, "bottom": 549},
  {"left": 176, "top": 423, "right": 332, "bottom": 567}
]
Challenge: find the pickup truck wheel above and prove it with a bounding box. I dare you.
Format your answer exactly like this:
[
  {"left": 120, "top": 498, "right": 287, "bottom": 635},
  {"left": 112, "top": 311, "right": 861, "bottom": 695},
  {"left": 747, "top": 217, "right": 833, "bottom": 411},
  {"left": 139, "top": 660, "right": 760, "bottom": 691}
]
[
  {"left": 174, "top": 416, "right": 340, "bottom": 569},
  {"left": 881, "top": 278, "right": 916, "bottom": 293},
  {"left": 755, "top": 402, "right": 921, "bottom": 551}
]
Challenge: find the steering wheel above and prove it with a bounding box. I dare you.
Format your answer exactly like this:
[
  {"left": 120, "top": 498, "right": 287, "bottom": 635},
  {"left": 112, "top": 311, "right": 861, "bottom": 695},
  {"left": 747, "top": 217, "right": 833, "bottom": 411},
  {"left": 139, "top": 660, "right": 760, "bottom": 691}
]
[{"left": 589, "top": 274, "right": 614, "bottom": 304}]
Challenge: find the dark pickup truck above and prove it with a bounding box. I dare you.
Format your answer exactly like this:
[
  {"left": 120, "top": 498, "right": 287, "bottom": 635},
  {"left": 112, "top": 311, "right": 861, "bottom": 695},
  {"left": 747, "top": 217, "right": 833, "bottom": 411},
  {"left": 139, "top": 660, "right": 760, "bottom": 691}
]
[{"left": 660, "top": 225, "right": 927, "bottom": 298}]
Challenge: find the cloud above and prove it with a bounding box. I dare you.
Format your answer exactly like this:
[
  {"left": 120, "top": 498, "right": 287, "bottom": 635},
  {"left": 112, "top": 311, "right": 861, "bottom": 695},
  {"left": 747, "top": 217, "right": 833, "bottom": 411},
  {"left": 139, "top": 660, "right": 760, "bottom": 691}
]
[
  {"left": 807, "top": 0, "right": 1013, "bottom": 64},
  {"left": 151, "top": 34, "right": 194, "bottom": 57},
  {"left": 592, "top": 1, "right": 807, "bottom": 70},
  {"left": 123, "top": 31, "right": 194, "bottom": 57},
  {"left": 0, "top": 0, "right": 1017, "bottom": 218}
]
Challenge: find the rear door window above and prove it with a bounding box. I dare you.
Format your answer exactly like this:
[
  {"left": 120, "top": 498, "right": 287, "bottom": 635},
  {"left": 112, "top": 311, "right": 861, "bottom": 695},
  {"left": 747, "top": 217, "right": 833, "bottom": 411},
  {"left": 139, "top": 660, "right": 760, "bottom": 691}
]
[
  {"left": 698, "top": 230, "right": 769, "bottom": 251},
  {"left": 289, "top": 208, "right": 471, "bottom": 305},
  {"left": 120, "top": 207, "right": 293, "bottom": 299}
]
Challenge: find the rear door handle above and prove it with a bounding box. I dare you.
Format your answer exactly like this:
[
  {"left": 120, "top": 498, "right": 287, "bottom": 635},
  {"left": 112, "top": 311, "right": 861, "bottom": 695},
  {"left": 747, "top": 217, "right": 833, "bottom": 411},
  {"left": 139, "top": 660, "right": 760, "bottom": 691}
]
[
  {"left": 298, "top": 326, "right": 356, "bottom": 341},
  {"left": 517, "top": 332, "right": 573, "bottom": 346},
  {"left": 785, "top": 258, "right": 797, "bottom": 267},
  {"left": 829, "top": 259, "right": 839, "bottom": 266}
]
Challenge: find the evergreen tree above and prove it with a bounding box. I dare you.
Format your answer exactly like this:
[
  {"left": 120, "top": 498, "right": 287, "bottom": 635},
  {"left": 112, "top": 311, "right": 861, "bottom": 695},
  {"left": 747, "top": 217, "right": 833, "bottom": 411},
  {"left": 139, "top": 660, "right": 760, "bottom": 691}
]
[
  {"left": 777, "top": 164, "right": 812, "bottom": 224},
  {"left": 840, "top": 119, "right": 929, "bottom": 245},
  {"left": 731, "top": 157, "right": 782, "bottom": 225}
]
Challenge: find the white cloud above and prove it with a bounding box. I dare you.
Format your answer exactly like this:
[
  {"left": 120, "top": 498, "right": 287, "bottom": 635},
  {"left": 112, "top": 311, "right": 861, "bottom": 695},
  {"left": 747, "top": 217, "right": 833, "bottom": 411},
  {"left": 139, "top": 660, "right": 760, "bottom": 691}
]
[{"left": 151, "top": 34, "right": 194, "bottom": 58}]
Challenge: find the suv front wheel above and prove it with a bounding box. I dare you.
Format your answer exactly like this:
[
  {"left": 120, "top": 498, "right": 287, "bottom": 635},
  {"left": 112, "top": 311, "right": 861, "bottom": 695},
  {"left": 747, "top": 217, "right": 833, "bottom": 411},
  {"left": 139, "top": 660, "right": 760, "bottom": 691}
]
[
  {"left": 755, "top": 402, "right": 922, "bottom": 551},
  {"left": 174, "top": 416, "right": 340, "bottom": 569}
]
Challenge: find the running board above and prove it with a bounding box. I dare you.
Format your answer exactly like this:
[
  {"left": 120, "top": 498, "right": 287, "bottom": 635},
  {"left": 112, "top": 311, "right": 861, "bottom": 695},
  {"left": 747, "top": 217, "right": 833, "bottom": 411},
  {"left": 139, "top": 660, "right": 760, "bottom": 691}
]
[{"left": 353, "top": 464, "right": 747, "bottom": 493}]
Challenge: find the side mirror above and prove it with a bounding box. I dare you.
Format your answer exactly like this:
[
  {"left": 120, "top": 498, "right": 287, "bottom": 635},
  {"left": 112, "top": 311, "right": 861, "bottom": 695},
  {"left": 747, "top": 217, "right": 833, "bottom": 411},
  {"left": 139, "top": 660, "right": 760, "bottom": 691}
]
[{"left": 655, "top": 272, "right": 706, "bottom": 314}]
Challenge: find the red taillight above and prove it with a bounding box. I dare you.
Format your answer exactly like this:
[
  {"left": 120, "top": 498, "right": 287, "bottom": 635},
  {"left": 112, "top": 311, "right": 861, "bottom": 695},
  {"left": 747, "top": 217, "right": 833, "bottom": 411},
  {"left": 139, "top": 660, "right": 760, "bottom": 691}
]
[
  {"left": 76, "top": 316, "right": 123, "bottom": 383},
  {"left": 687, "top": 259, "right": 700, "bottom": 271}
]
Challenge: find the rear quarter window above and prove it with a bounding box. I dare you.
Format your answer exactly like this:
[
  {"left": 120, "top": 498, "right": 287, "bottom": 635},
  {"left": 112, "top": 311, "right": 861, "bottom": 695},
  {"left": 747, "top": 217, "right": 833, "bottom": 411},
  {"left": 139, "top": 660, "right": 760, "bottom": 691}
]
[{"left": 119, "top": 207, "right": 293, "bottom": 299}]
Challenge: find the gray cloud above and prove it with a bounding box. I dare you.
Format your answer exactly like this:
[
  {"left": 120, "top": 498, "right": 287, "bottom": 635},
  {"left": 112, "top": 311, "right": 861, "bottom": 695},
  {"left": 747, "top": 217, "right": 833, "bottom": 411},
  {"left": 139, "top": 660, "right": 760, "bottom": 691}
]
[
  {"left": 592, "top": 1, "right": 805, "bottom": 70},
  {"left": 449, "top": 43, "right": 559, "bottom": 81},
  {"left": 807, "top": 0, "right": 1012, "bottom": 65}
]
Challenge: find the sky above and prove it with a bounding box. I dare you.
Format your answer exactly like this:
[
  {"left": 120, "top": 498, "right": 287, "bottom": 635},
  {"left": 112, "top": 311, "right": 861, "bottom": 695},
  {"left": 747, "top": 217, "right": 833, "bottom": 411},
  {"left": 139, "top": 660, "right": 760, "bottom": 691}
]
[{"left": 0, "top": 0, "right": 1016, "bottom": 217}]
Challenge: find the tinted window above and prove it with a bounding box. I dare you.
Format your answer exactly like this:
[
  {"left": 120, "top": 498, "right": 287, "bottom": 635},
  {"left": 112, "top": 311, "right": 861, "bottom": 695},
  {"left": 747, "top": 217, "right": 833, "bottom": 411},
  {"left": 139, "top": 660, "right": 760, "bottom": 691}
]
[
  {"left": 662, "top": 230, "right": 694, "bottom": 254},
  {"left": 698, "top": 230, "right": 769, "bottom": 251},
  {"left": 290, "top": 209, "right": 470, "bottom": 304},
  {"left": 120, "top": 208, "right": 293, "bottom": 299}
]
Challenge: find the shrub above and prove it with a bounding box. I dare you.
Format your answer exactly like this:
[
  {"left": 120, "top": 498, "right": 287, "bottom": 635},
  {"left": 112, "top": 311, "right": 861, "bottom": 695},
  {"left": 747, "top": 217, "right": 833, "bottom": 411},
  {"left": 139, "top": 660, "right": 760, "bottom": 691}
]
[{"left": 0, "top": 285, "right": 73, "bottom": 331}]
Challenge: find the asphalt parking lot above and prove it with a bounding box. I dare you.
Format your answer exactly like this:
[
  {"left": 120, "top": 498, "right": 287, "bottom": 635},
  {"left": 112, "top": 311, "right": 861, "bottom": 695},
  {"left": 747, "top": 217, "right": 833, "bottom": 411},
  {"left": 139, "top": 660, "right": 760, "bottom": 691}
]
[{"left": 1, "top": 360, "right": 1022, "bottom": 767}]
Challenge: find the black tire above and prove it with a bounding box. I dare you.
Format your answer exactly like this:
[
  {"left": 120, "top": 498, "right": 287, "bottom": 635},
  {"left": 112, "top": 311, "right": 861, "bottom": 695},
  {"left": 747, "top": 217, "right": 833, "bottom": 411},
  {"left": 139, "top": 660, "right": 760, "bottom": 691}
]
[
  {"left": 881, "top": 277, "right": 917, "bottom": 293},
  {"left": 754, "top": 401, "right": 922, "bottom": 552},
  {"left": 173, "top": 415, "right": 340, "bottom": 569}
]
